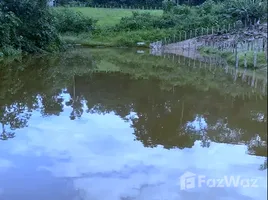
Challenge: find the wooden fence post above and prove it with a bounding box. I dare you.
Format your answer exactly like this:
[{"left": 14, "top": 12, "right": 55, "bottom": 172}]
[
  {"left": 253, "top": 50, "right": 257, "bottom": 68},
  {"left": 235, "top": 44, "right": 239, "bottom": 68},
  {"left": 251, "top": 70, "right": 255, "bottom": 87},
  {"left": 244, "top": 52, "right": 247, "bottom": 68},
  {"left": 188, "top": 41, "right": 190, "bottom": 50},
  {"left": 234, "top": 68, "right": 238, "bottom": 81}
]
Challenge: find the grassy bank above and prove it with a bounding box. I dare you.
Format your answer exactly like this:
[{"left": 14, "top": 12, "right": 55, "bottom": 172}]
[{"left": 60, "top": 28, "right": 173, "bottom": 48}]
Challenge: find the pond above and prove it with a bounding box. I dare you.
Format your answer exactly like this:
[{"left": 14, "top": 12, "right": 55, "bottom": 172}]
[{"left": 0, "top": 48, "right": 267, "bottom": 200}]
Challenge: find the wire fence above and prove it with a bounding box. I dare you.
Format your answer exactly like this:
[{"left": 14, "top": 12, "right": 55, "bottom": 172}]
[
  {"left": 154, "top": 19, "right": 265, "bottom": 46},
  {"left": 150, "top": 20, "right": 267, "bottom": 69},
  {"left": 149, "top": 51, "right": 267, "bottom": 96}
]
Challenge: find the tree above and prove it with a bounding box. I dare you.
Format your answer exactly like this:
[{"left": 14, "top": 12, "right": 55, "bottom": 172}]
[
  {"left": 0, "top": 104, "right": 31, "bottom": 140},
  {"left": 0, "top": 0, "right": 61, "bottom": 54}
]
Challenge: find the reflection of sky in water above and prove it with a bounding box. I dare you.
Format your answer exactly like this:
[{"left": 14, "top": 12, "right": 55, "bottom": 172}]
[
  {"left": 0, "top": 104, "right": 266, "bottom": 200},
  {"left": 186, "top": 115, "right": 207, "bottom": 131}
]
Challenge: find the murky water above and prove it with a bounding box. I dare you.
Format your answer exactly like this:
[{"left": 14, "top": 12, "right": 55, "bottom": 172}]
[{"left": 0, "top": 48, "right": 267, "bottom": 200}]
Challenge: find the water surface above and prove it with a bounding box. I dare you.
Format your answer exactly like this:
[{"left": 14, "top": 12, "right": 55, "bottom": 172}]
[{"left": 0, "top": 48, "right": 267, "bottom": 200}]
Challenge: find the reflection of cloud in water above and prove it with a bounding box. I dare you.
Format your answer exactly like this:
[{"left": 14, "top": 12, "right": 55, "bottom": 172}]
[
  {"left": 0, "top": 111, "right": 266, "bottom": 200},
  {"left": 0, "top": 159, "right": 14, "bottom": 172},
  {"left": 186, "top": 115, "right": 207, "bottom": 131}
]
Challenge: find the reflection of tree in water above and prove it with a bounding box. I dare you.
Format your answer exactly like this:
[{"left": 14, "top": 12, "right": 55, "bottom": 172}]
[
  {"left": 0, "top": 123, "right": 15, "bottom": 140},
  {"left": 66, "top": 98, "right": 84, "bottom": 120},
  {"left": 246, "top": 134, "right": 267, "bottom": 157},
  {"left": 40, "top": 93, "right": 64, "bottom": 117},
  {"left": 131, "top": 98, "right": 199, "bottom": 149},
  {"left": 59, "top": 73, "right": 267, "bottom": 155},
  {"left": 66, "top": 76, "right": 84, "bottom": 120},
  {"left": 0, "top": 48, "right": 95, "bottom": 137},
  {"left": 0, "top": 104, "right": 31, "bottom": 140},
  {"left": 0, "top": 52, "right": 267, "bottom": 169},
  {"left": 260, "top": 158, "right": 267, "bottom": 170}
]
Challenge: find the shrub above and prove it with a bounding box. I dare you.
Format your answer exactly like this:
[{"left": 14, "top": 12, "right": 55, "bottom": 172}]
[
  {"left": 114, "top": 12, "right": 162, "bottom": 31},
  {"left": 172, "top": 5, "right": 192, "bottom": 15},
  {"left": 113, "top": 1, "right": 232, "bottom": 34},
  {"left": 162, "top": 0, "right": 176, "bottom": 13},
  {"left": 0, "top": 11, "right": 21, "bottom": 51},
  {"left": 113, "top": 29, "right": 172, "bottom": 46},
  {"left": 0, "top": 0, "right": 62, "bottom": 54},
  {"left": 222, "top": 0, "right": 267, "bottom": 23},
  {"left": 52, "top": 8, "right": 97, "bottom": 34},
  {"left": 1, "top": 46, "right": 22, "bottom": 56},
  {"left": 200, "top": 0, "right": 215, "bottom": 13}
]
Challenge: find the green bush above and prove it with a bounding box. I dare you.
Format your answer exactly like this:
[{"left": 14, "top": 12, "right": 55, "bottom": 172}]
[
  {"left": 113, "top": 29, "right": 170, "bottom": 46},
  {"left": 0, "top": 11, "right": 21, "bottom": 51},
  {"left": 222, "top": 0, "right": 267, "bottom": 23},
  {"left": 52, "top": 8, "right": 97, "bottom": 34},
  {"left": 114, "top": 12, "right": 162, "bottom": 31},
  {"left": 113, "top": 1, "right": 230, "bottom": 34},
  {"left": 172, "top": 5, "right": 192, "bottom": 15},
  {"left": 1, "top": 46, "right": 22, "bottom": 56},
  {"left": 0, "top": 0, "right": 62, "bottom": 54},
  {"left": 162, "top": 0, "right": 176, "bottom": 13}
]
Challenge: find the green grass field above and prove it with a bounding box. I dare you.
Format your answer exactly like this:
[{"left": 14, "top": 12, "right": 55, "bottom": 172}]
[
  {"left": 55, "top": 7, "right": 163, "bottom": 27},
  {"left": 55, "top": 7, "right": 164, "bottom": 47}
]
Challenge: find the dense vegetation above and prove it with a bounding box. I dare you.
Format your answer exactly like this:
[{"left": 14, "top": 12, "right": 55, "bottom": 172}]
[
  {"left": 0, "top": 0, "right": 267, "bottom": 56},
  {"left": 55, "top": 0, "right": 208, "bottom": 7},
  {"left": 0, "top": 0, "right": 95, "bottom": 56},
  {"left": 61, "top": 0, "right": 267, "bottom": 48},
  {"left": 0, "top": 0, "right": 62, "bottom": 55}
]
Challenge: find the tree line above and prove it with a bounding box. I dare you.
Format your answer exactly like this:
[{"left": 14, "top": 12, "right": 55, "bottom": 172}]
[{"left": 55, "top": 0, "right": 210, "bottom": 7}]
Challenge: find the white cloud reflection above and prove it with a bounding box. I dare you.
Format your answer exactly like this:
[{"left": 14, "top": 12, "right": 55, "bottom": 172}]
[{"left": 0, "top": 110, "right": 266, "bottom": 200}]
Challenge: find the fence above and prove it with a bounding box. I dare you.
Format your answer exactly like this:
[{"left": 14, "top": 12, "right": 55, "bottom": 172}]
[
  {"left": 149, "top": 51, "right": 267, "bottom": 95},
  {"left": 92, "top": 5, "right": 162, "bottom": 10},
  {"left": 155, "top": 19, "right": 264, "bottom": 46},
  {"left": 150, "top": 20, "right": 267, "bottom": 69}
]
